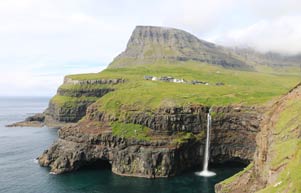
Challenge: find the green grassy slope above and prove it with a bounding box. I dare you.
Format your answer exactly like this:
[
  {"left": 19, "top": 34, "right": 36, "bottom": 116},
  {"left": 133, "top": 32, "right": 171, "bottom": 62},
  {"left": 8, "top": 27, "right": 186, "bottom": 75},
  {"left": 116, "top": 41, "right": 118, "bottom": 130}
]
[
  {"left": 65, "top": 61, "right": 300, "bottom": 117},
  {"left": 257, "top": 98, "right": 301, "bottom": 193}
]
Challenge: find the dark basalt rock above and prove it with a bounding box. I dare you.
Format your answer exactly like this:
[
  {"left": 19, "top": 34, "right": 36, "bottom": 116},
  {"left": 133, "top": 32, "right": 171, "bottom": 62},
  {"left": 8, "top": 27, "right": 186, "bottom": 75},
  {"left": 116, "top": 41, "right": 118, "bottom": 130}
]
[
  {"left": 57, "top": 87, "right": 115, "bottom": 98},
  {"left": 39, "top": 124, "right": 204, "bottom": 178},
  {"left": 6, "top": 113, "right": 46, "bottom": 127},
  {"left": 38, "top": 105, "right": 262, "bottom": 178},
  {"left": 45, "top": 100, "right": 94, "bottom": 123},
  {"left": 25, "top": 113, "right": 45, "bottom": 122}
]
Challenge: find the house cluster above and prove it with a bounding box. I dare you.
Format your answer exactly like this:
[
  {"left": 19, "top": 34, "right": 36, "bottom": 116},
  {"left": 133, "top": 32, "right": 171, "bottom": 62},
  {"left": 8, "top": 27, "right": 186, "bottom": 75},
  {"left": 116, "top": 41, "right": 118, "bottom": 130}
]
[
  {"left": 144, "top": 75, "right": 224, "bottom": 86},
  {"left": 144, "top": 76, "right": 185, "bottom": 83}
]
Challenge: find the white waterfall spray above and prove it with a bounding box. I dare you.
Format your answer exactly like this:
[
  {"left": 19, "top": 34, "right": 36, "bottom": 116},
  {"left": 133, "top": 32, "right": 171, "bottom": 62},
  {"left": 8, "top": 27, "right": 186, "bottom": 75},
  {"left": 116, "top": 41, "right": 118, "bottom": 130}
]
[{"left": 195, "top": 108, "right": 216, "bottom": 177}]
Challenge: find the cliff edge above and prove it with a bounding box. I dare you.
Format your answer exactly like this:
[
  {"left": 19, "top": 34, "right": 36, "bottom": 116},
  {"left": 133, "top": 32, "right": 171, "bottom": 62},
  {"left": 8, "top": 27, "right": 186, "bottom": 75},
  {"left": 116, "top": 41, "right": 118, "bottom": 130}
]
[{"left": 215, "top": 83, "right": 301, "bottom": 193}]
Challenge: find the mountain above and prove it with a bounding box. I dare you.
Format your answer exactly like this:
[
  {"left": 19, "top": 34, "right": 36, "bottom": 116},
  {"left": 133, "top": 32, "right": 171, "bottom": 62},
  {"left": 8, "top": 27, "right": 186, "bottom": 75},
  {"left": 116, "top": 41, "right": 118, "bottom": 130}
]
[
  {"left": 110, "top": 26, "right": 301, "bottom": 73},
  {"left": 109, "top": 26, "right": 254, "bottom": 70}
]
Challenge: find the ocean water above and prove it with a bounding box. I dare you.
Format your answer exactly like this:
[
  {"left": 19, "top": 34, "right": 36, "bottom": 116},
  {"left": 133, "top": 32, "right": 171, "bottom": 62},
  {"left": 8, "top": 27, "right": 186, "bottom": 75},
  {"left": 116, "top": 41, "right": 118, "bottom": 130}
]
[{"left": 0, "top": 97, "right": 244, "bottom": 193}]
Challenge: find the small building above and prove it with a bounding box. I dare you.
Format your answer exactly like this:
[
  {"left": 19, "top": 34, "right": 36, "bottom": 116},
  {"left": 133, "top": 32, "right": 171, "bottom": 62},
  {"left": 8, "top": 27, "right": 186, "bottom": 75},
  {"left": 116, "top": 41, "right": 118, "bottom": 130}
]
[
  {"left": 152, "top": 76, "right": 158, "bottom": 81},
  {"left": 191, "top": 80, "right": 209, "bottom": 85},
  {"left": 192, "top": 80, "right": 202, "bottom": 85},
  {"left": 144, "top": 75, "right": 153, "bottom": 80},
  {"left": 160, "top": 76, "right": 174, "bottom": 82},
  {"left": 173, "top": 79, "right": 185, "bottom": 83}
]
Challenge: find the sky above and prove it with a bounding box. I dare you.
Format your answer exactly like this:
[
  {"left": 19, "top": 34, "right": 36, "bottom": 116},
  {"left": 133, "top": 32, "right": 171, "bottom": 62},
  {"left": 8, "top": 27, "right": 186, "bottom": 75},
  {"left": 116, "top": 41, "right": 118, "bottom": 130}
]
[{"left": 0, "top": 0, "right": 300, "bottom": 96}]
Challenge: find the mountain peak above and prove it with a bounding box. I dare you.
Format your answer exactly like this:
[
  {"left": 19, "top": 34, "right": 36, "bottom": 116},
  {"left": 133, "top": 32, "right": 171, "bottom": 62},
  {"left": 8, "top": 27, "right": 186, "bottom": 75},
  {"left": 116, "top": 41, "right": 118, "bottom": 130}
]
[
  {"left": 127, "top": 25, "right": 215, "bottom": 50},
  {"left": 109, "top": 26, "right": 253, "bottom": 70}
]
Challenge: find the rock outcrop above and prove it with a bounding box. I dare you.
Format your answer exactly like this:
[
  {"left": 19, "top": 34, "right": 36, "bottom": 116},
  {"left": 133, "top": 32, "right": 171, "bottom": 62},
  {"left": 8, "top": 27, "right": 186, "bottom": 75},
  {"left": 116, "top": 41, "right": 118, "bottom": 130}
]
[
  {"left": 6, "top": 113, "right": 46, "bottom": 127},
  {"left": 38, "top": 105, "right": 261, "bottom": 178}
]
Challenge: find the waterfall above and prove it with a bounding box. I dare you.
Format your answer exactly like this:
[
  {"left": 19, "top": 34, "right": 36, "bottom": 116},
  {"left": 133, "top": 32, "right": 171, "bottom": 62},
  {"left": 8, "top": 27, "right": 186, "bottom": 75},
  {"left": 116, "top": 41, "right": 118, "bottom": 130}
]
[{"left": 195, "top": 108, "right": 216, "bottom": 177}]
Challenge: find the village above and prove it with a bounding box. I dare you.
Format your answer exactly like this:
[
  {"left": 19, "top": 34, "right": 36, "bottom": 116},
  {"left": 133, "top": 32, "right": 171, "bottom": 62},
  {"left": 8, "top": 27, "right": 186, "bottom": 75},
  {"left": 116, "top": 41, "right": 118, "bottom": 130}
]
[{"left": 144, "top": 75, "right": 225, "bottom": 86}]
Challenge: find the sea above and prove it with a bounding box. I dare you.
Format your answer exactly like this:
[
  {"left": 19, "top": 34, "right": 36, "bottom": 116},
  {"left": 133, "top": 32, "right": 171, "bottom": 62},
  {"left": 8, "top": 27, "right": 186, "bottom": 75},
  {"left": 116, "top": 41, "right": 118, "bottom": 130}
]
[{"left": 0, "top": 97, "right": 243, "bottom": 193}]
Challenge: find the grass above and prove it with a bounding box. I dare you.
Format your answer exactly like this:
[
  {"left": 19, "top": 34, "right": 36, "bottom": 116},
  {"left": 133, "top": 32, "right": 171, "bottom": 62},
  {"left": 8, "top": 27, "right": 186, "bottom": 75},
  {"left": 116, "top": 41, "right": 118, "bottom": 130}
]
[
  {"left": 58, "top": 84, "right": 114, "bottom": 97},
  {"left": 59, "top": 84, "right": 111, "bottom": 90},
  {"left": 216, "top": 90, "right": 301, "bottom": 193},
  {"left": 218, "top": 163, "right": 254, "bottom": 192},
  {"left": 257, "top": 98, "right": 301, "bottom": 193},
  {"left": 80, "top": 61, "right": 300, "bottom": 117},
  {"left": 59, "top": 60, "right": 301, "bottom": 118},
  {"left": 51, "top": 95, "right": 99, "bottom": 108},
  {"left": 111, "top": 122, "right": 151, "bottom": 141},
  {"left": 172, "top": 131, "right": 205, "bottom": 145}
]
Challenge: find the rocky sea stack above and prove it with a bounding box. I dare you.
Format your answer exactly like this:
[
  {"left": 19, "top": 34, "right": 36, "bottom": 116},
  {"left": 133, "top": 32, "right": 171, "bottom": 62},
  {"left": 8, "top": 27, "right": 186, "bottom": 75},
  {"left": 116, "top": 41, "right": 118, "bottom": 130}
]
[{"left": 12, "top": 26, "right": 301, "bottom": 192}]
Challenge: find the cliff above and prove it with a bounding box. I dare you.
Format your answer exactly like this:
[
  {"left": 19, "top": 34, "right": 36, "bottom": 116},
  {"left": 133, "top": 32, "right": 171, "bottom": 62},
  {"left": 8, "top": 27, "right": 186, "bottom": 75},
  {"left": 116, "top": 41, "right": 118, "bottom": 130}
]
[
  {"left": 8, "top": 77, "right": 124, "bottom": 128},
  {"left": 39, "top": 105, "right": 261, "bottom": 177},
  {"left": 215, "top": 83, "right": 301, "bottom": 193}
]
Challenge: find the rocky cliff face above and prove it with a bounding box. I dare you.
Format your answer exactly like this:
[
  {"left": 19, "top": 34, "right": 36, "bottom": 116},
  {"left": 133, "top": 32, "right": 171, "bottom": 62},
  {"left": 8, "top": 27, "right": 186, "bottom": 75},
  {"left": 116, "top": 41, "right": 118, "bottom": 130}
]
[
  {"left": 9, "top": 77, "right": 124, "bottom": 128},
  {"left": 109, "top": 26, "right": 254, "bottom": 70},
  {"left": 44, "top": 77, "right": 124, "bottom": 123},
  {"left": 39, "top": 105, "right": 261, "bottom": 178},
  {"left": 215, "top": 83, "right": 301, "bottom": 193}
]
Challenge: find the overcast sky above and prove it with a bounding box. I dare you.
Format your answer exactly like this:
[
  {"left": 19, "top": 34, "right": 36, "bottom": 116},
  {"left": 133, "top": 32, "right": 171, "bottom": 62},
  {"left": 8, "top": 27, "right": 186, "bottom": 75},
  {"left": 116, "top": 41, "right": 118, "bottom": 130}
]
[{"left": 0, "top": 0, "right": 300, "bottom": 96}]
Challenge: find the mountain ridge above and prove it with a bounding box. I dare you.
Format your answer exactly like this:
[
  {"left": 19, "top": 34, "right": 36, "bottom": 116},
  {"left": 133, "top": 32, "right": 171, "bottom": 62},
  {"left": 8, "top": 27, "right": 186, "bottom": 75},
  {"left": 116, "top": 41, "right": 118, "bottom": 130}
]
[
  {"left": 109, "top": 25, "right": 301, "bottom": 72},
  {"left": 109, "top": 26, "right": 254, "bottom": 70}
]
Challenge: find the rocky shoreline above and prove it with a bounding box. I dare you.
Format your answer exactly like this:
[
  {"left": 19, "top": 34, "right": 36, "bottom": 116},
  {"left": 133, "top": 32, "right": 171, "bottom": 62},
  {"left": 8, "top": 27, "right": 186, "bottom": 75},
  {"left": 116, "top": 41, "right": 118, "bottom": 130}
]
[{"left": 36, "top": 104, "right": 261, "bottom": 178}]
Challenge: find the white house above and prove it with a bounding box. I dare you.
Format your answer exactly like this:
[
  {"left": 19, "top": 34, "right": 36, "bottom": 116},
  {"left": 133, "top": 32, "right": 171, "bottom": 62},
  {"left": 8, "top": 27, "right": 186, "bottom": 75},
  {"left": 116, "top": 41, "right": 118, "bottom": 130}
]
[{"left": 152, "top": 76, "right": 158, "bottom": 81}]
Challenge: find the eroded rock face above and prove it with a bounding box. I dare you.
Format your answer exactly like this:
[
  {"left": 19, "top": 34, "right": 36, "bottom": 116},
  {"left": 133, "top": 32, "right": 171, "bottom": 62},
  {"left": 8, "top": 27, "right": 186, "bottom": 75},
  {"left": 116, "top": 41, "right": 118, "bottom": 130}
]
[
  {"left": 215, "top": 84, "right": 301, "bottom": 193},
  {"left": 210, "top": 106, "right": 262, "bottom": 164},
  {"left": 39, "top": 121, "right": 204, "bottom": 178},
  {"left": 63, "top": 77, "right": 125, "bottom": 85},
  {"left": 39, "top": 105, "right": 262, "bottom": 178},
  {"left": 46, "top": 100, "right": 92, "bottom": 123},
  {"left": 45, "top": 78, "right": 124, "bottom": 123}
]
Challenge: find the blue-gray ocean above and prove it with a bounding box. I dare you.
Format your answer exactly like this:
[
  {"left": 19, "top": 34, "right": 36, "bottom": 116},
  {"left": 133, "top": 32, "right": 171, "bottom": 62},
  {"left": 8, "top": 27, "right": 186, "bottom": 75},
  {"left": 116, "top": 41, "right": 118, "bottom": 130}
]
[{"left": 0, "top": 97, "right": 243, "bottom": 193}]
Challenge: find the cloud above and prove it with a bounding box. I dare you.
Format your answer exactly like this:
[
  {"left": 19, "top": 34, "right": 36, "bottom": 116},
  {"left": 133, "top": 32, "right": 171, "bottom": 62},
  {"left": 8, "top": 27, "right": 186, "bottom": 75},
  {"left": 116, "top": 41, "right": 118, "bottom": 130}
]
[
  {"left": 244, "top": 0, "right": 301, "bottom": 19},
  {"left": 0, "top": 62, "right": 106, "bottom": 96},
  {"left": 215, "top": 15, "right": 301, "bottom": 54},
  {"left": 160, "top": 0, "right": 238, "bottom": 35},
  {"left": 158, "top": 0, "right": 301, "bottom": 55},
  {"left": 0, "top": 0, "right": 301, "bottom": 96},
  {"left": 0, "top": 0, "right": 133, "bottom": 96}
]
